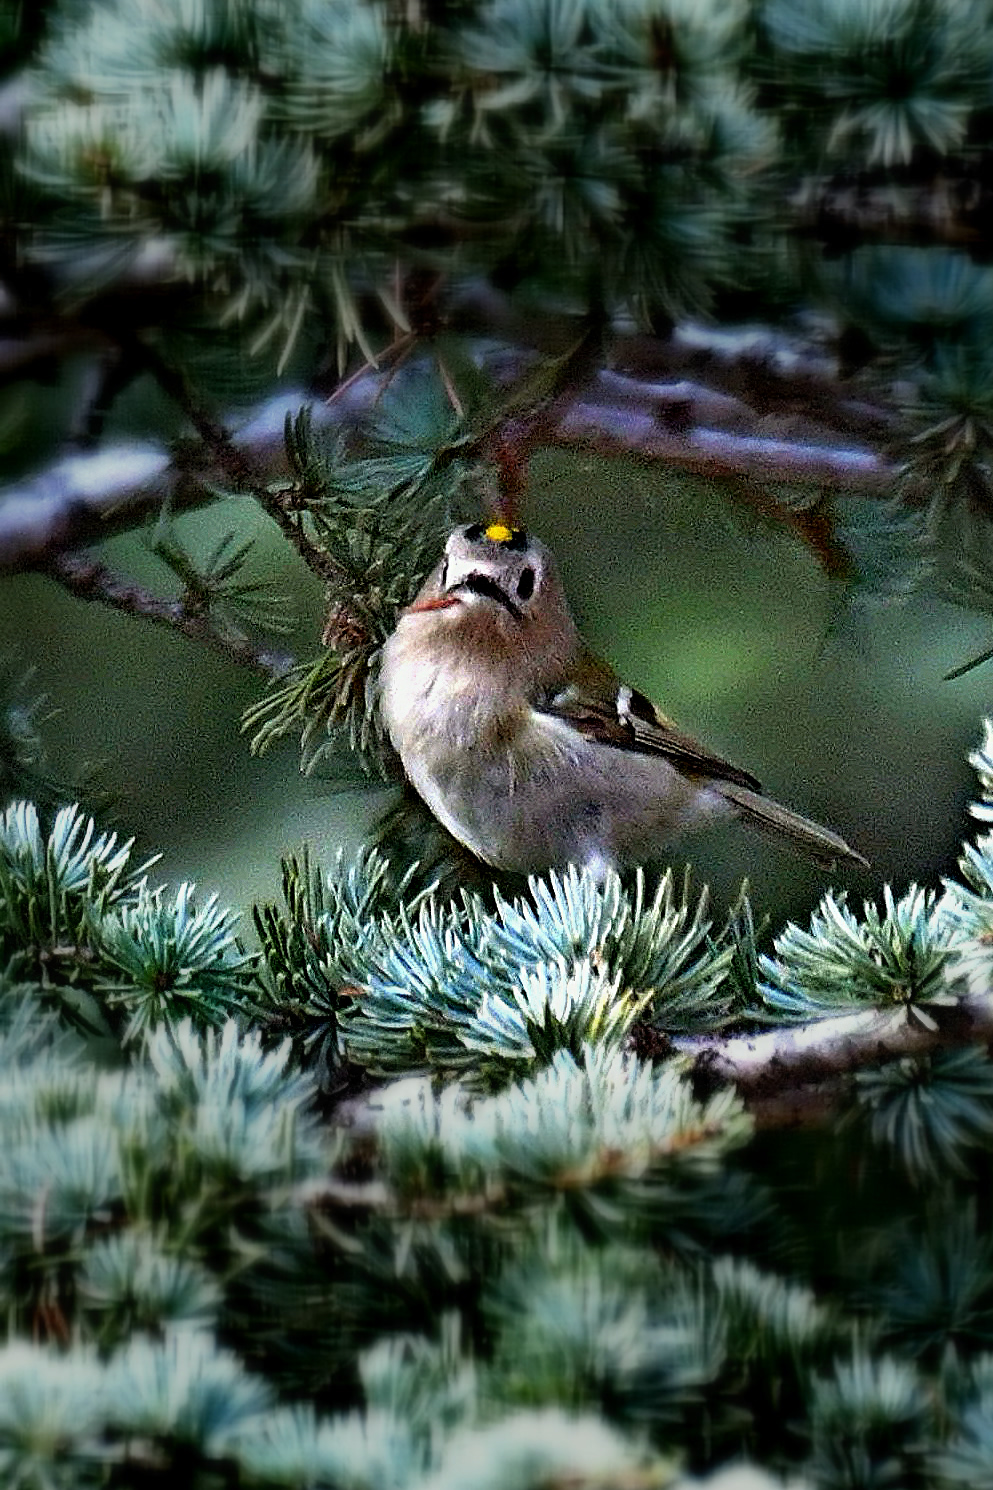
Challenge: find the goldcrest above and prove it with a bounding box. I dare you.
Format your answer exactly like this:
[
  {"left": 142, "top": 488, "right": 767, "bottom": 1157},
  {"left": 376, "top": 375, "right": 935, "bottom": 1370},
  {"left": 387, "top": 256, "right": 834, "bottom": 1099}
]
[{"left": 378, "top": 521, "right": 867, "bottom": 878}]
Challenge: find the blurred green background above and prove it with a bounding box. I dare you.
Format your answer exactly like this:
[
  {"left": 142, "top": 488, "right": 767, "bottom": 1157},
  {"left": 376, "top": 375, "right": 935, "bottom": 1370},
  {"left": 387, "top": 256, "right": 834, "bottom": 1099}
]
[{"left": 3, "top": 436, "right": 991, "bottom": 939}]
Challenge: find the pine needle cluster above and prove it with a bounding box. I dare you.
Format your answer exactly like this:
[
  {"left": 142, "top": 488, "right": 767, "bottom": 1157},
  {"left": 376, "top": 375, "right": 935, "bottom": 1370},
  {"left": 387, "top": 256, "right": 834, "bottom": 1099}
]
[
  {"left": 0, "top": 723, "right": 993, "bottom": 1482},
  {"left": 242, "top": 392, "right": 480, "bottom": 775},
  {"left": 8, "top": 0, "right": 993, "bottom": 564}
]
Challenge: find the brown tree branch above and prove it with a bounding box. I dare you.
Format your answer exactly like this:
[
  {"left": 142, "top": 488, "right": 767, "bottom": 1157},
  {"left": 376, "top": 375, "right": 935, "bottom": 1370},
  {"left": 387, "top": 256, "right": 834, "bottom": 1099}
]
[
  {"left": 46, "top": 551, "right": 294, "bottom": 678},
  {"left": 0, "top": 317, "right": 899, "bottom": 726},
  {"left": 0, "top": 396, "right": 311, "bottom": 575},
  {"left": 0, "top": 369, "right": 893, "bottom": 576},
  {"left": 672, "top": 991, "right": 993, "bottom": 1100},
  {"left": 327, "top": 992, "right": 993, "bottom": 1140},
  {"left": 552, "top": 393, "right": 890, "bottom": 488},
  {"left": 250, "top": 484, "right": 354, "bottom": 589},
  {"left": 611, "top": 327, "right": 897, "bottom": 441},
  {"left": 453, "top": 281, "right": 898, "bottom": 440},
  {"left": 792, "top": 172, "right": 993, "bottom": 252}
]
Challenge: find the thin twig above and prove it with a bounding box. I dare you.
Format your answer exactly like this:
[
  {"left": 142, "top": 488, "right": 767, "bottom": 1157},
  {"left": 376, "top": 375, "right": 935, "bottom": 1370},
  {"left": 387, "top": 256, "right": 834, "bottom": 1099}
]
[
  {"left": 46, "top": 551, "right": 294, "bottom": 678},
  {"left": 135, "top": 337, "right": 365, "bottom": 586},
  {"left": 0, "top": 391, "right": 342, "bottom": 576},
  {"left": 130, "top": 334, "right": 253, "bottom": 483},
  {"left": 250, "top": 486, "right": 350, "bottom": 588}
]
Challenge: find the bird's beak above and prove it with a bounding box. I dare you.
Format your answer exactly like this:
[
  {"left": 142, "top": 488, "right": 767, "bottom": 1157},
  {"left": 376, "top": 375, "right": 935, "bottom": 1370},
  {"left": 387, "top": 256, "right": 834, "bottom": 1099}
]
[
  {"left": 406, "top": 594, "right": 461, "bottom": 614},
  {"left": 405, "top": 572, "right": 521, "bottom": 620}
]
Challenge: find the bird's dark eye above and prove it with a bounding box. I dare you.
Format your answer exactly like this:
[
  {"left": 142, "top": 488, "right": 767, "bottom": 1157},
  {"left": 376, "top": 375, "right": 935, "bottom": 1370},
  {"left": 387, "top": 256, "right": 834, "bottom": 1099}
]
[
  {"left": 516, "top": 567, "right": 535, "bottom": 601},
  {"left": 439, "top": 559, "right": 448, "bottom": 588},
  {"left": 464, "top": 523, "right": 484, "bottom": 541}
]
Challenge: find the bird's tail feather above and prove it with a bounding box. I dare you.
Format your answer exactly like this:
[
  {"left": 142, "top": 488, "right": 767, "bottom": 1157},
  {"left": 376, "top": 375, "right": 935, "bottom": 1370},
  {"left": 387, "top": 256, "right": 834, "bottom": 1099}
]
[{"left": 718, "top": 783, "right": 868, "bottom": 869}]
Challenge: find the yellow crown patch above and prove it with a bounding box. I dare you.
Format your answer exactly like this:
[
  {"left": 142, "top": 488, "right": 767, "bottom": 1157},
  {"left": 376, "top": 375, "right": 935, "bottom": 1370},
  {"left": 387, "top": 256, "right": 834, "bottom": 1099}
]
[{"left": 485, "top": 522, "right": 515, "bottom": 543}]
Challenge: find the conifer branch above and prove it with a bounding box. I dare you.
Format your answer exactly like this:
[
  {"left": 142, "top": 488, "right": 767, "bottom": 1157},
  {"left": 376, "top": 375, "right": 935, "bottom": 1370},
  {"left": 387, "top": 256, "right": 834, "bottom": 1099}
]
[
  {"left": 46, "top": 552, "right": 293, "bottom": 678},
  {"left": 457, "top": 284, "right": 896, "bottom": 440},
  {"left": 123, "top": 336, "right": 346, "bottom": 589},
  {"left": 675, "top": 992, "right": 993, "bottom": 1100},
  {"left": 792, "top": 172, "right": 993, "bottom": 252},
  {"left": 0, "top": 353, "right": 891, "bottom": 576},
  {"left": 249, "top": 486, "right": 353, "bottom": 589},
  {"left": 0, "top": 443, "right": 180, "bottom": 572},
  {"left": 300, "top": 1113, "right": 729, "bottom": 1220},
  {"left": 127, "top": 335, "right": 252, "bottom": 485},
  {"left": 10, "top": 6, "right": 993, "bottom": 1481},
  {"left": 0, "top": 326, "right": 105, "bottom": 382},
  {"left": 551, "top": 400, "right": 889, "bottom": 488},
  {"left": 330, "top": 997, "right": 993, "bottom": 1137}
]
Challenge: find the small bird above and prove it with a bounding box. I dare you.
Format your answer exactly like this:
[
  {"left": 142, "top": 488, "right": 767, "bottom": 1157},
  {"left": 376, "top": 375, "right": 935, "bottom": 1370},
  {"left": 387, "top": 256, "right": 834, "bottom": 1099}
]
[{"left": 379, "top": 521, "right": 867, "bottom": 878}]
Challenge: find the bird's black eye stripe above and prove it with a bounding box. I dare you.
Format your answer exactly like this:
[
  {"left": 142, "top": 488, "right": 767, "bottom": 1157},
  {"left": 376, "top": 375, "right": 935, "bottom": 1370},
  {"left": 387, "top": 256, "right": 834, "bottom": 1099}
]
[
  {"left": 516, "top": 566, "right": 535, "bottom": 600},
  {"left": 438, "top": 558, "right": 448, "bottom": 588},
  {"left": 459, "top": 573, "right": 522, "bottom": 619}
]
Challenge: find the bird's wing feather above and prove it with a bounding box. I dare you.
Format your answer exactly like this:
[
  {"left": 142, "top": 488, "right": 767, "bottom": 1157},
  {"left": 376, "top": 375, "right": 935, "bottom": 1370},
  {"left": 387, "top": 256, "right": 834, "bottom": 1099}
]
[{"left": 539, "top": 653, "right": 763, "bottom": 792}]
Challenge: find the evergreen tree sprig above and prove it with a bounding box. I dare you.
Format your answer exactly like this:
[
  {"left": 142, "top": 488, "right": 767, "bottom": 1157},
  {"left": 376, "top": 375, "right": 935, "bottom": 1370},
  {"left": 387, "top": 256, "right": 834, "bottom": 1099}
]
[
  {"left": 757, "top": 882, "right": 956, "bottom": 1024},
  {"left": 243, "top": 392, "right": 479, "bottom": 775},
  {"left": 255, "top": 856, "right": 734, "bottom": 1088},
  {"left": 5, "top": 718, "right": 993, "bottom": 1482}
]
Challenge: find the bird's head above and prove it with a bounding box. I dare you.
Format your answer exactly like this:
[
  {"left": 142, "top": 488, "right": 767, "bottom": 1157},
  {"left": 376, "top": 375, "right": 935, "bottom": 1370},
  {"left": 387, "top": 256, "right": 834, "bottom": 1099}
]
[{"left": 402, "top": 520, "right": 579, "bottom": 680}]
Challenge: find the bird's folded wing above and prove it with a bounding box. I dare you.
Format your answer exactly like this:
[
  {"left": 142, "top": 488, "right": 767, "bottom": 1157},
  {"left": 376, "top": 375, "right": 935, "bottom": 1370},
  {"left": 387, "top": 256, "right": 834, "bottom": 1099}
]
[{"left": 540, "top": 656, "right": 762, "bottom": 792}]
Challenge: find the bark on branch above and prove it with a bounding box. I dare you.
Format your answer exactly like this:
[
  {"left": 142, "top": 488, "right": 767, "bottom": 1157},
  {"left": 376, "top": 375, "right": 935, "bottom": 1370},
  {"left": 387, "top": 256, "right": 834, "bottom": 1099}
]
[
  {"left": 47, "top": 551, "right": 294, "bottom": 678},
  {"left": 0, "top": 354, "right": 893, "bottom": 576},
  {"left": 673, "top": 990, "right": 993, "bottom": 1101},
  {"left": 329, "top": 992, "right": 993, "bottom": 1142}
]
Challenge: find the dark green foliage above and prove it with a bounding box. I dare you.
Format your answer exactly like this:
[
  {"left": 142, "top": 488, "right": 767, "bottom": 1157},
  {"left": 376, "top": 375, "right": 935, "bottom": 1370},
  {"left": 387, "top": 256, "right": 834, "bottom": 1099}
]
[
  {"left": 939, "top": 724, "right": 993, "bottom": 994},
  {"left": 864, "top": 1203, "right": 993, "bottom": 1362},
  {"left": 804, "top": 1350, "right": 933, "bottom": 1490},
  {"left": 855, "top": 1048, "right": 993, "bottom": 1180},
  {"left": 0, "top": 721, "right": 992, "bottom": 1481},
  {"left": 6, "top": 0, "right": 993, "bottom": 653},
  {"left": 829, "top": 251, "right": 993, "bottom": 366},
  {"left": 0, "top": 800, "right": 144, "bottom": 992},
  {"left": 11, "top": 0, "right": 993, "bottom": 544},
  {"left": 6, "top": 0, "right": 988, "bottom": 342},
  {"left": 13, "top": 0, "right": 766, "bottom": 358},
  {"left": 758, "top": 882, "right": 955, "bottom": 1021},
  {"left": 0, "top": 798, "right": 254, "bottom": 1038},
  {"left": 95, "top": 881, "right": 256, "bottom": 1041},
  {"left": 0, "top": 929, "right": 742, "bottom": 1485},
  {"left": 13, "top": 0, "right": 993, "bottom": 779},
  {"left": 14, "top": 2, "right": 993, "bottom": 1485},
  {"left": 250, "top": 844, "right": 360, "bottom": 1084},
  {"left": 0, "top": 1001, "right": 332, "bottom": 1483},
  {"left": 150, "top": 525, "right": 296, "bottom": 640},
  {"left": 0, "top": 662, "right": 68, "bottom": 814},
  {"left": 242, "top": 391, "right": 480, "bottom": 774},
  {"left": 935, "top": 1357, "right": 993, "bottom": 1489},
  {"left": 760, "top": 0, "right": 991, "bottom": 167},
  {"left": 255, "top": 852, "right": 733, "bottom": 1087}
]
